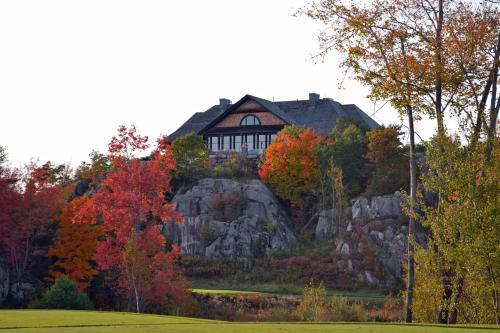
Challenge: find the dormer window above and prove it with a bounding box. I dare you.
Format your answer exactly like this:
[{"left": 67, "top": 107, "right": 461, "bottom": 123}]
[{"left": 240, "top": 115, "right": 261, "bottom": 126}]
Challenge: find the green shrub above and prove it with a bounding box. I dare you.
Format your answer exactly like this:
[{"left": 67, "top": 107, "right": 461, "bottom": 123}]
[{"left": 32, "top": 276, "right": 93, "bottom": 310}]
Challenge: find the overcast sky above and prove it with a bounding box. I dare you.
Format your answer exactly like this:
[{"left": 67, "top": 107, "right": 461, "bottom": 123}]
[{"left": 0, "top": 0, "right": 439, "bottom": 168}]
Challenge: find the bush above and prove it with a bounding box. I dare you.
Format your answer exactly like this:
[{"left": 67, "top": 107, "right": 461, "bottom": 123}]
[
  {"left": 32, "top": 276, "right": 93, "bottom": 310},
  {"left": 294, "top": 282, "right": 370, "bottom": 322},
  {"left": 294, "top": 282, "right": 330, "bottom": 321},
  {"left": 330, "top": 296, "right": 368, "bottom": 322}
]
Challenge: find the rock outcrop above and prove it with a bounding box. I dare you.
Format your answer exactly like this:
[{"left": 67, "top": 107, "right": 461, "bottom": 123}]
[
  {"left": 164, "top": 179, "right": 297, "bottom": 259},
  {"left": 315, "top": 192, "right": 425, "bottom": 287}
]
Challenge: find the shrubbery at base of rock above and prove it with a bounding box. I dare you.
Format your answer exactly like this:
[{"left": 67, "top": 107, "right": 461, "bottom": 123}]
[{"left": 31, "top": 276, "right": 93, "bottom": 310}]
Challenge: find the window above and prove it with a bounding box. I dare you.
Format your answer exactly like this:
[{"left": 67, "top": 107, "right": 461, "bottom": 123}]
[
  {"left": 210, "top": 136, "right": 219, "bottom": 151},
  {"left": 234, "top": 135, "right": 242, "bottom": 151},
  {"left": 223, "top": 136, "right": 231, "bottom": 150},
  {"left": 240, "top": 115, "right": 261, "bottom": 126}
]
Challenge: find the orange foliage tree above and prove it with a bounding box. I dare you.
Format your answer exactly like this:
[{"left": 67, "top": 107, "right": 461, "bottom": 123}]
[
  {"left": 48, "top": 197, "right": 101, "bottom": 291},
  {"left": 74, "top": 125, "right": 187, "bottom": 313},
  {"left": 259, "top": 127, "right": 323, "bottom": 207}
]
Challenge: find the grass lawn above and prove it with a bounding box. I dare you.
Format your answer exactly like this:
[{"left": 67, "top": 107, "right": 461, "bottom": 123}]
[
  {"left": 0, "top": 310, "right": 498, "bottom": 333},
  {"left": 190, "top": 282, "right": 385, "bottom": 300},
  {"left": 191, "top": 288, "right": 270, "bottom": 295}
]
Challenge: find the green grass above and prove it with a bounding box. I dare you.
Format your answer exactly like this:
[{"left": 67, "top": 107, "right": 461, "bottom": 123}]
[
  {"left": 191, "top": 282, "right": 385, "bottom": 300},
  {"left": 191, "top": 288, "right": 269, "bottom": 295},
  {"left": 0, "top": 310, "right": 498, "bottom": 333}
]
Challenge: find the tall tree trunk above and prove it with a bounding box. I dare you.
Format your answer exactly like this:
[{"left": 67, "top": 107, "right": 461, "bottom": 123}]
[
  {"left": 133, "top": 280, "right": 140, "bottom": 313},
  {"left": 405, "top": 104, "right": 417, "bottom": 323},
  {"left": 492, "top": 289, "right": 499, "bottom": 325},
  {"left": 435, "top": 0, "right": 445, "bottom": 137},
  {"left": 471, "top": 31, "right": 500, "bottom": 151},
  {"left": 485, "top": 33, "right": 500, "bottom": 162},
  {"left": 448, "top": 276, "right": 464, "bottom": 324}
]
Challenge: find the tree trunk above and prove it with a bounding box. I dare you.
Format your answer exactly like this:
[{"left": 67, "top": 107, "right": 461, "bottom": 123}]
[
  {"left": 471, "top": 31, "right": 500, "bottom": 151},
  {"left": 492, "top": 289, "right": 499, "bottom": 325},
  {"left": 448, "top": 276, "right": 464, "bottom": 324},
  {"left": 435, "top": 0, "right": 445, "bottom": 137},
  {"left": 405, "top": 104, "right": 417, "bottom": 323},
  {"left": 485, "top": 32, "right": 500, "bottom": 163},
  {"left": 134, "top": 285, "right": 140, "bottom": 313}
]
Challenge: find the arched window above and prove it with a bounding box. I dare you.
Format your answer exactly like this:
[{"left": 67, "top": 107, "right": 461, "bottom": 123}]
[{"left": 240, "top": 115, "right": 261, "bottom": 126}]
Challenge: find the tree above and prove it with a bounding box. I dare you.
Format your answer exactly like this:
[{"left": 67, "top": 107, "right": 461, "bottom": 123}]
[
  {"left": 259, "top": 127, "right": 323, "bottom": 208},
  {"left": 0, "top": 145, "right": 7, "bottom": 167},
  {"left": 321, "top": 117, "right": 370, "bottom": 197},
  {"left": 414, "top": 136, "right": 499, "bottom": 324},
  {"left": 0, "top": 162, "right": 67, "bottom": 285},
  {"left": 74, "top": 150, "right": 110, "bottom": 183},
  {"left": 301, "top": 1, "right": 425, "bottom": 320},
  {"left": 171, "top": 132, "right": 209, "bottom": 189},
  {"left": 48, "top": 197, "right": 101, "bottom": 291},
  {"left": 32, "top": 276, "right": 93, "bottom": 310},
  {"left": 74, "top": 125, "right": 188, "bottom": 313},
  {"left": 364, "top": 126, "right": 409, "bottom": 196}
]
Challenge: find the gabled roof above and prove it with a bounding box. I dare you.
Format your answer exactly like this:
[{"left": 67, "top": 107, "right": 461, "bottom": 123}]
[{"left": 168, "top": 94, "right": 379, "bottom": 142}]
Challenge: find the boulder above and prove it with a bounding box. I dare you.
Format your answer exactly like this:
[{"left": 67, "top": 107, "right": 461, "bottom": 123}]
[
  {"left": 352, "top": 193, "right": 402, "bottom": 222},
  {"left": 369, "top": 194, "right": 402, "bottom": 219},
  {"left": 167, "top": 178, "right": 296, "bottom": 259},
  {"left": 352, "top": 197, "right": 370, "bottom": 221},
  {"left": 315, "top": 209, "right": 334, "bottom": 240}
]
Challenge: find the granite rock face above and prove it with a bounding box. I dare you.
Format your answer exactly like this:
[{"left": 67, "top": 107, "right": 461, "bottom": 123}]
[
  {"left": 164, "top": 179, "right": 297, "bottom": 259},
  {"left": 314, "top": 192, "right": 421, "bottom": 287}
]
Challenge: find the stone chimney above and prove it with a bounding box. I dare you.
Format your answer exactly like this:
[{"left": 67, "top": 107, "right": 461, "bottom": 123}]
[
  {"left": 309, "top": 93, "right": 320, "bottom": 103},
  {"left": 219, "top": 98, "right": 231, "bottom": 111}
]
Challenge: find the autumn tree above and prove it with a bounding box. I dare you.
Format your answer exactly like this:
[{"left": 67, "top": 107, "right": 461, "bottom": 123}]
[
  {"left": 74, "top": 125, "right": 187, "bottom": 313},
  {"left": 0, "top": 162, "right": 67, "bottom": 287},
  {"left": 364, "top": 125, "right": 409, "bottom": 196},
  {"left": 0, "top": 147, "right": 20, "bottom": 271},
  {"left": 301, "top": 1, "right": 428, "bottom": 320},
  {"left": 171, "top": 132, "right": 209, "bottom": 189},
  {"left": 48, "top": 197, "right": 101, "bottom": 291},
  {"left": 414, "top": 136, "right": 500, "bottom": 324},
  {"left": 259, "top": 127, "right": 323, "bottom": 209}
]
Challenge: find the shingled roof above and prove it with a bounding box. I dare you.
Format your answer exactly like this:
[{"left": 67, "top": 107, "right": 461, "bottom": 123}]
[{"left": 168, "top": 94, "right": 378, "bottom": 141}]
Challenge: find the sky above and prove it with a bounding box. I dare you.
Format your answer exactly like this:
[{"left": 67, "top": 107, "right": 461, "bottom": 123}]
[{"left": 0, "top": 0, "right": 440, "bottom": 168}]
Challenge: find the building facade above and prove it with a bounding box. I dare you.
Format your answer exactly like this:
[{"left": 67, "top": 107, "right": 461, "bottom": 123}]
[{"left": 169, "top": 94, "right": 379, "bottom": 154}]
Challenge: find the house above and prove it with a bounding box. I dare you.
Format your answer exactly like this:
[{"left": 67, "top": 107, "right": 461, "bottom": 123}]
[{"left": 169, "top": 94, "right": 379, "bottom": 154}]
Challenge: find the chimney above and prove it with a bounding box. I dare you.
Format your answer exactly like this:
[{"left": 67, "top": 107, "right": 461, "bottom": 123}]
[
  {"left": 219, "top": 98, "right": 231, "bottom": 111},
  {"left": 309, "top": 93, "right": 320, "bottom": 103}
]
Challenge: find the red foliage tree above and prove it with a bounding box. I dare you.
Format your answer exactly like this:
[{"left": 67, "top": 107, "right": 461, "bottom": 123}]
[
  {"left": 74, "top": 125, "right": 187, "bottom": 313},
  {"left": 0, "top": 168, "right": 21, "bottom": 264},
  {"left": 0, "top": 163, "right": 66, "bottom": 283},
  {"left": 48, "top": 197, "right": 101, "bottom": 291}
]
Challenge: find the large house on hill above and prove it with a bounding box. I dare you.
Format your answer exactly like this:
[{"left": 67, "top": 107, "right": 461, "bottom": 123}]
[{"left": 169, "top": 93, "right": 379, "bottom": 154}]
